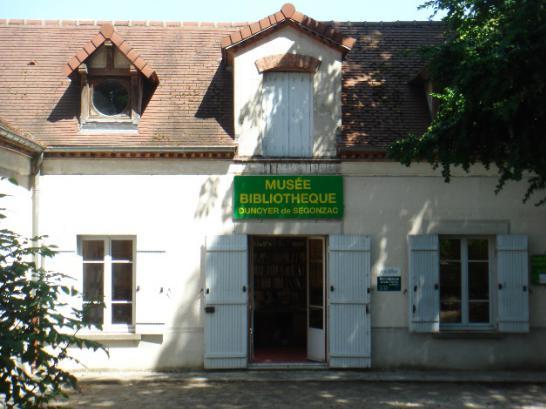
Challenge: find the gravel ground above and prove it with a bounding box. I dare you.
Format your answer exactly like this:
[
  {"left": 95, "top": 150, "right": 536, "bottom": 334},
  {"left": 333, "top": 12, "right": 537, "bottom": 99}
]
[{"left": 53, "top": 380, "right": 546, "bottom": 408}]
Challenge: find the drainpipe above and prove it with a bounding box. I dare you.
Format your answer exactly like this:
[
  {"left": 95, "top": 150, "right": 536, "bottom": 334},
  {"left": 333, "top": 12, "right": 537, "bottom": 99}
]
[{"left": 31, "top": 152, "right": 44, "bottom": 268}]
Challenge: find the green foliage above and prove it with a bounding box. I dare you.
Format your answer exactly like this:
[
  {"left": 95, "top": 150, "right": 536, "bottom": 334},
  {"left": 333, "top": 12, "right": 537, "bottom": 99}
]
[
  {"left": 0, "top": 187, "right": 104, "bottom": 408},
  {"left": 389, "top": 0, "right": 546, "bottom": 204}
]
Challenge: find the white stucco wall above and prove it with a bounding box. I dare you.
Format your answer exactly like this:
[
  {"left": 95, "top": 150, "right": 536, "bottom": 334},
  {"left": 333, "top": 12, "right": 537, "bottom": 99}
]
[
  {"left": 39, "top": 158, "right": 546, "bottom": 370},
  {"left": 0, "top": 147, "right": 33, "bottom": 238},
  {"left": 233, "top": 26, "right": 342, "bottom": 158}
]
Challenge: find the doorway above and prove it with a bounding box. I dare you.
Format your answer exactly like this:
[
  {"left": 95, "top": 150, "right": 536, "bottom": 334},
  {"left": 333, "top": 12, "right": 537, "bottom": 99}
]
[{"left": 250, "top": 236, "right": 326, "bottom": 363}]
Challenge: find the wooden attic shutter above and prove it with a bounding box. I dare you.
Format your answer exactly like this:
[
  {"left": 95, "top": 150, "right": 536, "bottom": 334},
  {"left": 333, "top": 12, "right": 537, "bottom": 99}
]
[{"left": 262, "top": 72, "right": 313, "bottom": 157}]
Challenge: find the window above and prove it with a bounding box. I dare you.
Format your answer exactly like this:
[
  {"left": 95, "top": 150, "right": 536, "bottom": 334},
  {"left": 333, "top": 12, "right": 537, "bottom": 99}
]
[
  {"left": 408, "top": 234, "right": 529, "bottom": 333},
  {"left": 91, "top": 78, "right": 130, "bottom": 117},
  {"left": 81, "top": 237, "right": 135, "bottom": 331},
  {"left": 262, "top": 72, "right": 313, "bottom": 157},
  {"left": 439, "top": 237, "right": 492, "bottom": 327},
  {"left": 79, "top": 43, "right": 142, "bottom": 130}
]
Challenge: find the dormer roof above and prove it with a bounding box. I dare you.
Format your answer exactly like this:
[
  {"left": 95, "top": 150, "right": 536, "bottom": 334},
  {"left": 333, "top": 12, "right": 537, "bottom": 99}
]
[
  {"left": 63, "top": 23, "right": 158, "bottom": 82},
  {"left": 221, "top": 3, "right": 356, "bottom": 63}
]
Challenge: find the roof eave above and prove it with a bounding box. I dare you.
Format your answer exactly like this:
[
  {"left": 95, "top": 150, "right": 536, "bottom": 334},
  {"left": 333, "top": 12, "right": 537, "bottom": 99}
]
[
  {"left": 44, "top": 145, "right": 238, "bottom": 153},
  {"left": 0, "top": 124, "right": 44, "bottom": 154}
]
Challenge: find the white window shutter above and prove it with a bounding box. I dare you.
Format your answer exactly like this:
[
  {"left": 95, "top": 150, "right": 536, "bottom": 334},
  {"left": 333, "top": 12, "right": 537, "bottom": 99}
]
[
  {"left": 262, "top": 72, "right": 312, "bottom": 157},
  {"left": 408, "top": 235, "right": 440, "bottom": 332},
  {"left": 496, "top": 235, "right": 529, "bottom": 333},
  {"left": 135, "top": 250, "right": 167, "bottom": 334}
]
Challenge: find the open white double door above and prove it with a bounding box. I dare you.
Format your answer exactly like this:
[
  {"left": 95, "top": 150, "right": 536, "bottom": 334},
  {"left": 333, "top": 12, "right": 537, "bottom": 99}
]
[{"left": 203, "top": 234, "right": 371, "bottom": 369}]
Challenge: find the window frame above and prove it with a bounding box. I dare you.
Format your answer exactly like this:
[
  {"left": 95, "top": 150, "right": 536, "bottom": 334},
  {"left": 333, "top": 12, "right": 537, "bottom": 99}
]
[
  {"left": 439, "top": 235, "right": 496, "bottom": 331},
  {"left": 89, "top": 77, "right": 132, "bottom": 120},
  {"left": 78, "top": 235, "right": 136, "bottom": 333}
]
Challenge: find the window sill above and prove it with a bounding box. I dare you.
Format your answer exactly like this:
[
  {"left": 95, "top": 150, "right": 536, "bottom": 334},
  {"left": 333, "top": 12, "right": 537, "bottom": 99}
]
[
  {"left": 80, "top": 121, "right": 138, "bottom": 133},
  {"left": 434, "top": 329, "right": 503, "bottom": 339},
  {"left": 233, "top": 157, "right": 341, "bottom": 163},
  {"left": 77, "top": 333, "right": 142, "bottom": 342}
]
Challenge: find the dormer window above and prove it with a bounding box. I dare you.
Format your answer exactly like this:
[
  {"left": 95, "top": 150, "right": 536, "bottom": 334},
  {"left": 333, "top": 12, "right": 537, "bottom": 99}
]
[
  {"left": 221, "top": 4, "right": 355, "bottom": 159},
  {"left": 63, "top": 24, "right": 158, "bottom": 132},
  {"left": 79, "top": 43, "right": 140, "bottom": 130}
]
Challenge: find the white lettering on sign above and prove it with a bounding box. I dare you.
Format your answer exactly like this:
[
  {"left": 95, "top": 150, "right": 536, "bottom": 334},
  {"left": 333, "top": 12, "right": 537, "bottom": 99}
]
[{"left": 378, "top": 267, "right": 401, "bottom": 277}]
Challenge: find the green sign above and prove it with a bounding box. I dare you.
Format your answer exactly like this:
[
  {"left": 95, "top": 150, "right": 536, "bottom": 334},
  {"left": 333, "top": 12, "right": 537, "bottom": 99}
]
[
  {"left": 377, "top": 276, "right": 401, "bottom": 291},
  {"left": 233, "top": 175, "right": 343, "bottom": 219},
  {"left": 531, "top": 255, "right": 546, "bottom": 285}
]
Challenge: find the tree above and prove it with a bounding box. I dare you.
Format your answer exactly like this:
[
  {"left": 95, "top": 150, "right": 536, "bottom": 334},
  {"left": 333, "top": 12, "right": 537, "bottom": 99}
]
[
  {"left": 389, "top": 0, "right": 546, "bottom": 204},
  {"left": 0, "top": 180, "right": 103, "bottom": 408}
]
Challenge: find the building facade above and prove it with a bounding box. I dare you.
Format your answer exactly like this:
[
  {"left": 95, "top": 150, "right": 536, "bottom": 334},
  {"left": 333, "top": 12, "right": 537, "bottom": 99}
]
[{"left": 1, "top": 4, "right": 545, "bottom": 370}]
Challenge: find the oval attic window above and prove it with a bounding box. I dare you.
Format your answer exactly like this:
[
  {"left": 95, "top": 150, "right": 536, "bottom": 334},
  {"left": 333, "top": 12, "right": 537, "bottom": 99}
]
[{"left": 93, "top": 79, "right": 129, "bottom": 116}]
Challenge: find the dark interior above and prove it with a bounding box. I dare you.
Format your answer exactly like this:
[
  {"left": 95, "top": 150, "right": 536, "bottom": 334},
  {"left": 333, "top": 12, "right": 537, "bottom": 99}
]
[{"left": 252, "top": 237, "right": 307, "bottom": 362}]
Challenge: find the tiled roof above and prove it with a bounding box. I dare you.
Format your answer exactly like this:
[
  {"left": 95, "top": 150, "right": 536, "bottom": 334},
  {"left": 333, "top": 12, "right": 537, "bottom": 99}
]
[
  {"left": 338, "top": 21, "right": 444, "bottom": 151},
  {"left": 0, "top": 21, "right": 239, "bottom": 150},
  {"left": 221, "top": 3, "right": 355, "bottom": 57},
  {"left": 63, "top": 23, "right": 158, "bottom": 81},
  {"left": 0, "top": 19, "right": 443, "bottom": 152}
]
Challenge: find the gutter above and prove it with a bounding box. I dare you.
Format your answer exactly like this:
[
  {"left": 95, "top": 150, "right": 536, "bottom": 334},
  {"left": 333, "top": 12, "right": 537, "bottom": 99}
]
[
  {"left": 44, "top": 145, "right": 238, "bottom": 153},
  {"left": 0, "top": 125, "right": 44, "bottom": 154},
  {"left": 31, "top": 152, "right": 43, "bottom": 267}
]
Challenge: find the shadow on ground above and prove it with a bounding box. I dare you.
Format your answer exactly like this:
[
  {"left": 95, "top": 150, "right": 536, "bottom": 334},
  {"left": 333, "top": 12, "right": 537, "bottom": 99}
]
[{"left": 52, "top": 381, "right": 546, "bottom": 409}]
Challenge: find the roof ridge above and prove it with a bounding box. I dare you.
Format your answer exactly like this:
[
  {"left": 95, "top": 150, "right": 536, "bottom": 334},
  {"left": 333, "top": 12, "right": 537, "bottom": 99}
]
[
  {"left": 0, "top": 18, "right": 444, "bottom": 28},
  {"left": 0, "top": 18, "right": 248, "bottom": 28}
]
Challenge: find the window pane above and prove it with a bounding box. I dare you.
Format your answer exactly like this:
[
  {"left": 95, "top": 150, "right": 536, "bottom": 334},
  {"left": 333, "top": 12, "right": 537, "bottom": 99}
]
[
  {"left": 309, "top": 239, "right": 322, "bottom": 261},
  {"left": 309, "top": 262, "right": 323, "bottom": 306},
  {"left": 93, "top": 79, "right": 129, "bottom": 116},
  {"left": 112, "top": 303, "right": 132, "bottom": 325},
  {"left": 440, "top": 262, "right": 461, "bottom": 299},
  {"left": 440, "top": 301, "right": 461, "bottom": 323},
  {"left": 89, "top": 46, "right": 107, "bottom": 68},
  {"left": 468, "top": 239, "right": 488, "bottom": 260},
  {"left": 440, "top": 261, "right": 461, "bottom": 323},
  {"left": 112, "top": 240, "right": 133, "bottom": 261},
  {"left": 469, "top": 301, "right": 489, "bottom": 323},
  {"left": 83, "top": 263, "right": 103, "bottom": 301},
  {"left": 469, "top": 262, "right": 489, "bottom": 300},
  {"left": 83, "top": 303, "right": 103, "bottom": 326},
  {"left": 440, "top": 239, "right": 460, "bottom": 260},
  {"left": 114, "top": 49, "right": 131, "bottom": 69},
  {"left": 112, "top": 263, "right": 132, "bottom": 301},
  {"left": 309, "top": 307, "right": 323, "bottom": 329},
  {"left": 82, "top": 240, "right": 104, "bottom": 261}
]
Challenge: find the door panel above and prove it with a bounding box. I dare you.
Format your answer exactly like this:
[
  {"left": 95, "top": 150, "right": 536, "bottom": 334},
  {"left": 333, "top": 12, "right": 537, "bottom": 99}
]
[
  {"left": 307, "top": 237, "right": 325, "bottom": 361},
  {"left": 204, "top": 235, "right": 248, "bottom": 369},
  {"left": 328, "top": 235, "right": 371, "bottom": 368}
]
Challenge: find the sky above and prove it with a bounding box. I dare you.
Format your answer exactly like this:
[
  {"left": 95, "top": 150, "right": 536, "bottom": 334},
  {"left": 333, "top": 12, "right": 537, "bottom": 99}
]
[{"left": 0, "top": 0, "right": 441, "bottom": 22}]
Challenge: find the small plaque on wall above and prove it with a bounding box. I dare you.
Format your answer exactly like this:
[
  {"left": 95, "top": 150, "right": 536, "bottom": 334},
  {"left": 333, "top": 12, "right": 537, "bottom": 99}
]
[{"left": 377, "top": 267, "right": 401, "bottom": 291}]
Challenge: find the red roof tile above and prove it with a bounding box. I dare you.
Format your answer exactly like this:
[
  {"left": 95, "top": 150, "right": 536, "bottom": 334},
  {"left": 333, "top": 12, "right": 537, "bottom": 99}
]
[
  {"left": 63, "top": 23, "right": 158, "bottom": 82},
  {"left": 221, "top": 3, "right": 355, "bottom": 57}
]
